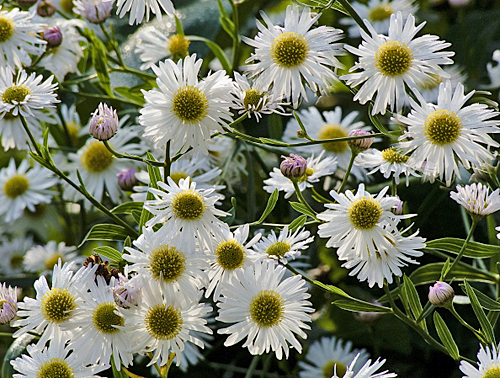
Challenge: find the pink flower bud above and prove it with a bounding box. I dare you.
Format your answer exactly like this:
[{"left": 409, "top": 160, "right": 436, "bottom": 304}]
[
  {"left": 37, "top": 0, "right": 57, "bottom": 17},
  {"left": 117, "top": 168, "right": 138, "bottom": 191},
  {"left": 43, "top": 26, "right": 63, "bottom": 48},
  {"left": 280, "top": 154, "right": 307, "bottom": 180},
  {"left": 0, "top": 283, "right": 18, "bottom": 324},
  {"left": 348, "top": 129, "right": 374, "bottom": 152},
  {"left": 429, "top": 281, "right": 454, "bottom": 308},
  {"left": 89, "top": 103, "right": 118, "bottom": 141}
]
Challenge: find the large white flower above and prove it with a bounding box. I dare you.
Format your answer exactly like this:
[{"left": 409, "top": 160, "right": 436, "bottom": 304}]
[
  {"left": 139, "top": 54, "right": 234, "bottom": 155},
  {"left": 341, "top": 12, "right": 454, "bottom": 115},
  {"left": 0, "top": 7, "right": 46, "bottom": 72},
  {"left": 116, "top": 0, "right": 174, "bottom": 25},
  {"left": 0, "top": 158, "right": 58, "bottom": 223},
  {"left": 283, "top": 106, "right": 369, "bottom": 181},
  {"left": 243, "top": 5, "right": 344, "bottom": 108},
  {"left": 460, "top": 343, "right": 500, "bottom": 378},
  {"left": 217, "top": 261, "right": 313, "bottom": 360},
  {"left": 144, "top": 176, "right": 228, "bottom": 253},
  {"left": 396, "top": 81, "right": 500, "bottom": 186}
]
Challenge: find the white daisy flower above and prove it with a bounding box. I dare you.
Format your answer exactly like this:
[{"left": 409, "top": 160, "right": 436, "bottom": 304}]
[
  {"left": 116, "top": 0, "right": 174, "bottom": 25},
  {"left": 0, "top": 158, "right": 58, "bottom": 223},
  {"left": 317, "top": 184, "right": 407, "bottom": 260},
  {"left": 451, "top": 182, "right": 500, "bottom": 218},
  {"left": 175, "top": 329, "right": 212, "bottom": 373},
  {"left": 65, "top": 275, "right": 133, "bottom": 370},
  {"left": 299, "top": 336, "right": 369, "bottom": 378},
  {"left": 12, "top": 261, "right": 96, "bottom": 347},
  {"left": 485, "top": 50, "right": 500, "bottom": 90},
  {"left": 253, "top": 225, "right": 314, "bottom": 264},
  {"left": 11, "top": 335, "right": 109, "bottom": 378},
  {"left": 282, "top": 106, "right": 369, "bottom": 181},
  {"left": 23, "top": 241, "right": 80, "bottom": 275},
  {"left": 263, "top": 151, "right": 338, "bottom": 199},
  {"left": 74, "top": 0, "right": 113, "bottom": 24},
  {"left": 144, "top": 176, "right": 229, "bottom": 253},
  {"left": 121, "top": 279, "right": 212, "bottom": 367},
  {"left": 38, "top": 19, "right": 86, "bottom": 82},
  {"left": 216, "top": 260, "right": 314, "bottom": 360},
  {"left": 0, "top": 235, "right": 34, "bottom": 276},
  {"left": 63, "top": 126, "right": 146, "bottom": 204},
  {"left": 416, "top": 65, "right": 467, "bottom": 104},
  {"left": 124, "top": 226, "right": 208, "bottom": 300},
  {"left": 243, "top": 5, "right": 344, "bottom": 108},
  {"left": 231, "top": 72, "right": 289, "bottom": 121},
  {"left": 335, "top": 353, "right": 397, "bottom": 378},
  {"left": 340, "top": 0, "right": 417, "bottom": 38},
  {"left": 341, "top": 224, "right": 425, "bottom": 288},
  {"left": 135, "top": 27, "right": 190, "bottom": 70},
  {"left": 139, "top": 54, "right": 234, "bottom": 155},
  {"left": 396, "top": 81, "right": 500, "bottom": 186},
  {"left": 204, "top": 224, "right": 263, "bottom": 299},
  {"left": 0, "top": 7, "right": 46, "bottom": 72},
  {"left": 0, "top": 68, "right": 59, "bottom": 118},
  {"left": 131, "top": 156, "right": 224, "bottom": 202},
  {"left": 341, "top": 12, "right": 454, "bottom": 115},
  {"left": 354, "top": 147, "right": 420, "bottom": 185},
  {"left": 0, "top": 282, "right": 18, "bottom": 324},
  {"left": 460, "top": 343, "right": 500, "bottom": 378}
]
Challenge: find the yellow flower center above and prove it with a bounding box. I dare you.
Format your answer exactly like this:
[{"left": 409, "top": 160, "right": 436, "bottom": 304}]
[
  {"left": 323, "top": 361, "right": 347, "bottom": 378},
  {"left": 59, "top": 0, "right": 75, "bottom": 14},
  {"left": 0, "top": 16, "right": 14, "bottom": 43},
  {"left": 10, "top": 254, "right": 24, "bottom": 270},
  {"left": 270, "top": 31, "right": 309, "bottom": 68},
  {"left": 244, "top": 88, "right": 266, "bottom": 111},
  {"left": 423, "top": 109, "right": 462, "bottom": 145},
  {"left": 37, "top": 358, "right": 75, "bottom": 378},
  {"left": 3, "top": 174, "right": 29, "bottom": 198},
  {"left": 80, "top": 141, "right": 114, "bottom": 173},
  {"left": 171, "top": 190, "right": 206, "bottom": 220},
  {"left": 168, "top": 34, "right": 190, "bottom": 59},
  {"left": 92, "top": 302, "right": 124, "bottom": 334},
  {"left": 66, "top": 121, "right": 81, "bottom": 146},
  {"left": 381, "top": 148, "right": 409, "bottom": 164},
  {"left": 374, "top": 41, "right": 413, "bottom": 77},
  {"left": 298, "top": 167, "right": 314, "bottom": 183},
  {"left": 2, "top": 84, "right": 32, "bottom": 104},
  {"left": 265, "top": 241, "right": 291, "bottom": 258},
  {"left": 368, "top": 4, "right": 393, "bottom": 21},
  {"left": 145, "top": 304, "right": 183, "bottom": 340},
  {"left": 483, "top": 364, "right": 500, "bottom": 378},
  {"left": 169, "top": 171, "right": 189, "bottom": 185},
  {"left": 44, "top": 253, "right": 63, "bottom": 271},
  {"left": 40, "top": 288, "right": 76, "bottom": 323},
  {"left": 250, "top": 290, "right": 284, "bottom": 327},
  {"left": 172, "top": 85, "right": 209, "bottom": 123},
  {"left": 318, "top": 124, "right": 349, "bottom": 153},
  {"left": 216, "top": 240, "right": 245, "bottom": 270},
  {"left": 348, "top": 197, "right": 383, "bottom": 230},
  {"left": 149, "top": 245, "right": 186, "bottom": 282}
]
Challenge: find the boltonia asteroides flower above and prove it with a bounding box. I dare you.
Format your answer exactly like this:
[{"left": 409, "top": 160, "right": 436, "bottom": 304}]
[
  {"left": 450, "top": 182, "right": 500, "bottom": 218},
  {"left": 139, "top": 54, "right": 234, "bottom": 155},
  {"left": 243, "top": 5, "right": 344, "bottom": 108},
  {"left": 396, "top": 81, "right": 500, "bottom": 186},
  {"left": 460, "top": 343, "right": 500, "bottom": 378},
  {"left": 342, "top": 12, "right": 454, "bottom": 115},
  {"left": 116, "top": 0, "right": 174, "bottom": 25},
  {"left": 217, "top": 261, "right": 313, "bottom": 360}
]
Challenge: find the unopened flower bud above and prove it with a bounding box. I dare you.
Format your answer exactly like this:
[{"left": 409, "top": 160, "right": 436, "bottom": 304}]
[
  {"left": 392, "top": 196, "right": 404, "bottom": 215},
  {"left": 111, "top": 271, "right": 142, "bottom": 308},
  {"left": 17, "top": 0, "right": 38, "bottom": 10},
  {"left": 117, "top": 168, "right": 138, "bottom": 191},
  {"left": 74, "top": 0, "right": 113, "bottom": 24},
  {"left": 297, "top": 130, "right": 307, "bottom": 139},
  {"left": 348, "top": 129, "right": 375, "bottom": 153},
  {"left": 280, "top": 154, "right": 307, "bottom": 180},
  {"left": 429, "top": 281, "right": 455, "bottom": 308},
  {"left": 37, "top": 0, "right": 57, "bottom": 17},
  {"left": 0, "top": 283, "right": 18, "bottom": 324},
  {"left": 43, "top": 26, "right": 63, "bottom": 48},
  {"left": 89, "top": 103, "right": 118, "bottom": 141}
]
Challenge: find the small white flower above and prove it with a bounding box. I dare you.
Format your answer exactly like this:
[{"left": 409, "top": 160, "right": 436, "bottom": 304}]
[
  {"left": 0, "top": 236, "right": 34, "bottom": 276},
  {"left": 23, "top": 241, "right": 79, "bottom": 275},
  {"left": 342, "top": 12, "right": 454, "bottom": 115},
  {"left": 217, "top": 261, "right": 313, "bottom": 359},
  {"left": 0, "top": 158, "right": 58, "bottom": 223},
  {"left": 396, "top": 81, "right": 500, "bottom": 186},
  {"left": 263, "top": 151, "right": 337, "bottom": 199},
  {"left": 243, "top": 5, "right": 344, "bottom": 108},
  {"left": 139, "top": 54, "right": 234, "bottom": 155},
  {"left": 116, "top": 0, "right": 174, "bottom": 25},
  {"left": 336, "top": 353, "right": 397, "bottom": 378},
  {"left": 451, "top": 182, "right": 500, "bottom": 217},
  {"left": 460, "top": 343, "right": 500, "bottom": 378}
]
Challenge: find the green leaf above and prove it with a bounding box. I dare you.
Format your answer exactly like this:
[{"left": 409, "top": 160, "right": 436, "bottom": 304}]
[
  {"left": 258, "top": 137, "right": 289, "bottom": 146},
  {"left": 289, "top": 214, "right": 307, "bottom": 232},
  {"left": 93, "top": 246, "right": 123, "bottom": 262},
  {"left": 139, "top": 154, "right": 161, "bottom": 229},
  {"left": 426, "top": 237, "right": 500, "bottom": 259},
  {"left": 114, "top": 86, "right": 146, "bottom": 106},
  {"left": 459, "top": 284, "right": 500, "bottom": 311},
  {"left": 174, "top": 14, "right": 184, "bottom": 36},
  {"left": 111, "top": 202, "right": 144, "bottom": 215},
  {"left": 253, "top": 189, "right": 279, "bottom": 225},
  {"left": 220, "top": 197, "right": 236, "bottom": 225},
  {"left": 80, "top": 224, "right": 129, "bottom": 247},
  {"left": 433, "top": 312, "right": 459, "bottom": 360},
  {"left": 85, "top": 29, "right": 112, "bottom": 96},
  {"left": 368, "top": 105, "right": 395, "bottom": 137},
  {"left": 409, "top": 262, "right": 498, "bottom": 285},
  {"left": 290, "top": 202, "right": 316, "bottom": 219},
  {"left": 124, "top": 236, "right": 131, "bottom": 248},
  {"left": 402, "top": 275, "right": 427, "bottom": 331},
  {"left": 185, "top": 35, "right": 231, "bottom": 73},
  {"left": 464, "top": 280, "right": 495, "bottom": 344}
]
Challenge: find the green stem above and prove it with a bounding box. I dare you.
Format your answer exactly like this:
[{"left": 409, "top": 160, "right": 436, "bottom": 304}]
[
  {"left": 110, "top": 66, "right": 156, "bottom": 81},
  {"left": 100, "top": 23, "right": 125, "bottom": 67},
  {"left": 229, "top": 0, "right": 241, "bottom": 73},
  {"left": 0, "top": 332, "right": 12, "bottom": 337},
  {"left": 337, "top": 149, "right": 357, "bottom": 193},
  {"left": 335, "top": 0, "right": 369, "bottom": 34},
  {"left": 103, "top": 140, "right": 163, "bottom": 167},
  {"left": 244, "top": 355, "right": 260, "bottom": 378},
  {"left": 59, "top": 88, "right": 141, "bottom": 106},
  {"left": 449, "top": 306, "right": 484, "bottom": 341},
  {"left": 160, "top": 352, "right": 176, "bottom": 378},
  {"left": 292, "top": 180, "right": 317, "bottom": 218},
  {"left": 20, "top": 115, "right": 42, "bottom": 156}
]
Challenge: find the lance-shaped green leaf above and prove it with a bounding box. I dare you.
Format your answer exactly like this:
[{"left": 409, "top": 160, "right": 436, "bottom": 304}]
[
  {"left": 402, "top": 275, "right": 427, "bottom": 331},
  {"left": 111, "top": 202, "right": 144, "bottom": 215},
  {"left": 258, "top": 137, "right": 289, "bottom": 146},
  {"left": 290, "top": 202, "right": 317, "bottom": 218},
  {"left": 433, "top": 312, "right": 459, "bottom": 360},
  {"left": 220, "top": 197, "right": 237, "bottom": 225},
  {"left": 410, "top": 262, "right": 498, "bottom": 285},
  {"left": 79, "top": 224, "right": 129, "bottom": 247},
  {"left": 93, "top": 246, "right": 123, "bottom": 263},
  {"left": 185, "top": 35, "right": 231, "bottom": 73},
  {"left": 463, "top": 280, "right": 495, "bottom": 344},
  {"left": 289, "top": 214, "right": 307, "bottom": 232},
  {"left": 85, "top": 29, "right": 112, "bottom": 96},
  {"left": 252, "top": 189, "right": 279, "bottom": 225},
  {"left": 139, "top": 153, "right": 161, "bottom": 229},
  {"left": 459, "top": 285, "right": 500, "bottom": 311},
  {"left": 426, "top": 238, "right": 500, "bottom": 259}
]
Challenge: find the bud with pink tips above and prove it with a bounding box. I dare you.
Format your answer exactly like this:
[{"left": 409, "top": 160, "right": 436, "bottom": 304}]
[{"left": 89, "top": 103, "right": 119, "bottom": 141}]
